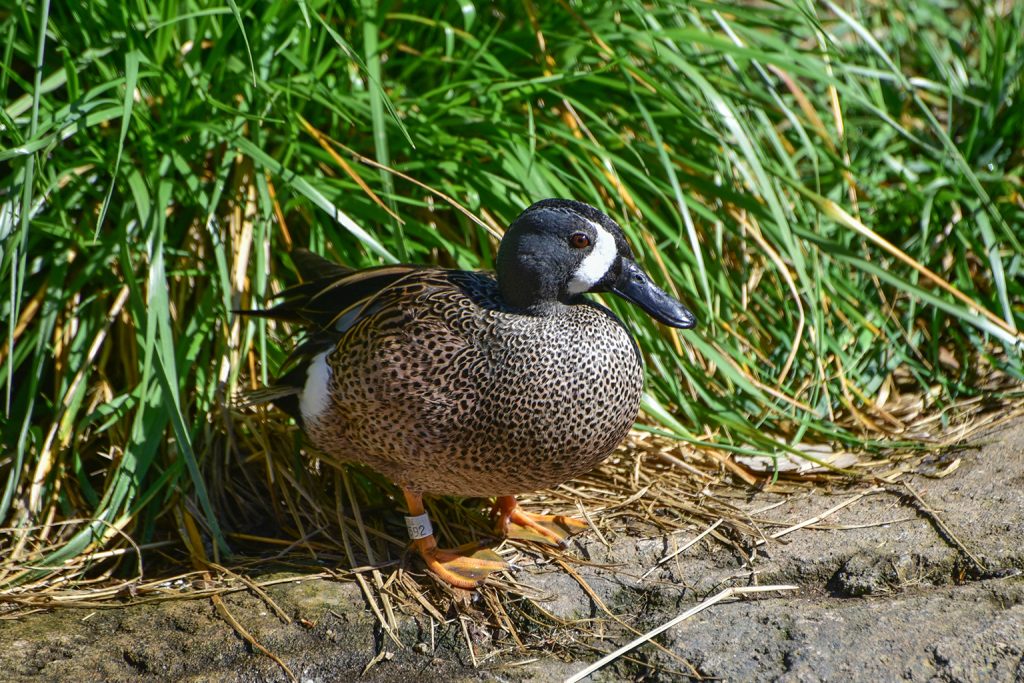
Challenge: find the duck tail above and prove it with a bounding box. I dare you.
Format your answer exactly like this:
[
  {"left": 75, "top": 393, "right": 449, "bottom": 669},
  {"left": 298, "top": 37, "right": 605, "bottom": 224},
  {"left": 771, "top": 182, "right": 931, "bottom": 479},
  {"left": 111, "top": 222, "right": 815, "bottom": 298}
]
[{"left": 232, "top": 364, "right": 308, "bottom": 422}]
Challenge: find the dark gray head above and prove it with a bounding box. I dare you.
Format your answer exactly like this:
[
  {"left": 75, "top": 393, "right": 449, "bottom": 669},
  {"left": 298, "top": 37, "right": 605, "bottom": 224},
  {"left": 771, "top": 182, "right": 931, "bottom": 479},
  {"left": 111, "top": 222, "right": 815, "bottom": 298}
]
[{"left": 496, "top": 199, "right": 696, "bottom": 328}]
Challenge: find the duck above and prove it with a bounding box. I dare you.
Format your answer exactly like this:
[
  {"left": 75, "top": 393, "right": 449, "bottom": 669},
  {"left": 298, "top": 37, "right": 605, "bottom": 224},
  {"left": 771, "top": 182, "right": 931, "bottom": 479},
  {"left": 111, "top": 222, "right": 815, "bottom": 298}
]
[{"left": 242, "top": 199, "right": 696, "bottom": 588}]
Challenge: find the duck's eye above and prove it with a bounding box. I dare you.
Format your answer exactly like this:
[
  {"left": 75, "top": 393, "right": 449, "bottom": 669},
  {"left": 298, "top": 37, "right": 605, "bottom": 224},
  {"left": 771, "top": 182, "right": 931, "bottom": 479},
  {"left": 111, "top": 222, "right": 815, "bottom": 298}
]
[{"left": 569, "top": 232, "right": 591, "bottom": 249}]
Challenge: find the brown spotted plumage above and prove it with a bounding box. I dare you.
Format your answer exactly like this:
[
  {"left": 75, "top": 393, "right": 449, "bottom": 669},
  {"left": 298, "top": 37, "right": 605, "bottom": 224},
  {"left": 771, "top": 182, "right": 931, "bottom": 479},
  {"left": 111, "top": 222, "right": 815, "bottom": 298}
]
[
  {"left": 303, "top": 268, "right": 643, "bottom": 497},
  {"left": 243, "top": 199, "right": 696, "bottom": 588}
]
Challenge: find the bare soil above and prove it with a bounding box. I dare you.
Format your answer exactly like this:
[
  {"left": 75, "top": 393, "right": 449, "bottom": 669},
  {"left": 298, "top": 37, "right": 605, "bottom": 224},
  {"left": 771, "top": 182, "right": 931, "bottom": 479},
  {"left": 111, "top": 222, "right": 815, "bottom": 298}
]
[{"left": 2, "top": 417, "right": 1023, "bottom": 682}]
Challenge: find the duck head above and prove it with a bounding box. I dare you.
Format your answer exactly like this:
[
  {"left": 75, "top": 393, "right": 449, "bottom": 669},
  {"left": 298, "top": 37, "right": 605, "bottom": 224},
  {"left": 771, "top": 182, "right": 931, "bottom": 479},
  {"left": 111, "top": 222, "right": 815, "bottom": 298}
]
[{"left": 496, "top": 199, "right": 696, "bottom": 328}]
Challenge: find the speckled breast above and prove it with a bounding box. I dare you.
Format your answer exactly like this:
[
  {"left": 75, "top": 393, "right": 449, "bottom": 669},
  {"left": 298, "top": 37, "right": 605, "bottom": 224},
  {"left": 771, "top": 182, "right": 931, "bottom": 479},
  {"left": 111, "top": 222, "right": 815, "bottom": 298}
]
[{"left": 302, "top": 271, "right": 645, "bottom": 497}]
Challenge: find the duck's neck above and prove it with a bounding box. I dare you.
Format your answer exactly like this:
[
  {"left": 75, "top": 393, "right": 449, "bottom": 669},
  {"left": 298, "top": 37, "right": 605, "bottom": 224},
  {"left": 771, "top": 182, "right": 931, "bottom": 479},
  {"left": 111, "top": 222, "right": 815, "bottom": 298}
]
[
  {"left": 521, "top": 299, "right": 575, "bottom": 317},
  {"left": 498, "top": 278, "right": 576, "bottom": 317}
]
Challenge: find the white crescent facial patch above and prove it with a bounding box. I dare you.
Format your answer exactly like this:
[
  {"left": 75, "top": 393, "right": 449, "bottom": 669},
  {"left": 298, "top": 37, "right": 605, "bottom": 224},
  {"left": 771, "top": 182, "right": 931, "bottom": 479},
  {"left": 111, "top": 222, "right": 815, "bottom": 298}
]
[{"left": 566, "top": 218, "right": 618, "bottom": 295}]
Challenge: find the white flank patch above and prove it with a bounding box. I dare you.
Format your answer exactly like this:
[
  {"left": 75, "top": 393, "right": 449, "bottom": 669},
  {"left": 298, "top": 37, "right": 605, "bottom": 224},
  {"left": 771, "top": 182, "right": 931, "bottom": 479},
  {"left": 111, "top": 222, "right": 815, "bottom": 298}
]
[
  {"left": 300, "top": 351, "right": 332, "bottom": 423},
  {"left": 567, "top": 219, "right": 618, "bottom": 294}
]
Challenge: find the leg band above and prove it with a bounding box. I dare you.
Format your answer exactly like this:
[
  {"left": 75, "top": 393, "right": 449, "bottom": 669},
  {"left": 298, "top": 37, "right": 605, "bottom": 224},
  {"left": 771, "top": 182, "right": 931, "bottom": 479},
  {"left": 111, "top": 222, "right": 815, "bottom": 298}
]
[{"left": 405, "top": 512, "right": 433, "bottom": 540}]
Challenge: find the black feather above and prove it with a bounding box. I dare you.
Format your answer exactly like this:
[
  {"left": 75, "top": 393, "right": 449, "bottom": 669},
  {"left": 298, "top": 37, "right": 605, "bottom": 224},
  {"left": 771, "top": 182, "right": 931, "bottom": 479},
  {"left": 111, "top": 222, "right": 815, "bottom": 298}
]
[{"left": 290, "top": 247, "right": 354, "bottom": 281}]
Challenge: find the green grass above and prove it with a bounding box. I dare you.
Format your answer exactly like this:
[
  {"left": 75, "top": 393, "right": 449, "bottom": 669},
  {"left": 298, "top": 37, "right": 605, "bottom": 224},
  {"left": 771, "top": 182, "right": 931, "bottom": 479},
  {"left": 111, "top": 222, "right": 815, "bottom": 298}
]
[{"left": 1, "top": 0, "right": 1022, "bottom": 586}]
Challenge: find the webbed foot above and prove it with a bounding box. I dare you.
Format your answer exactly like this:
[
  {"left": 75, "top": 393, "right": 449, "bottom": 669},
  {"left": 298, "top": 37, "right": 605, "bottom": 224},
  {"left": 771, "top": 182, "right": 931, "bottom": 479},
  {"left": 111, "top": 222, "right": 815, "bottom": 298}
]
[{"left": 494, "top": 495, "right": 589, "bottom": 546}]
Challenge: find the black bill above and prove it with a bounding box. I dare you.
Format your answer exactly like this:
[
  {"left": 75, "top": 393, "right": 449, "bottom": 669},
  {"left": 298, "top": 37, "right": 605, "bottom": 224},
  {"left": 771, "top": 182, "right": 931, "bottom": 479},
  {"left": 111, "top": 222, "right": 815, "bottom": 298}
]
[{"left": 611, "top": 259, "right": 696, "bottom": 329}]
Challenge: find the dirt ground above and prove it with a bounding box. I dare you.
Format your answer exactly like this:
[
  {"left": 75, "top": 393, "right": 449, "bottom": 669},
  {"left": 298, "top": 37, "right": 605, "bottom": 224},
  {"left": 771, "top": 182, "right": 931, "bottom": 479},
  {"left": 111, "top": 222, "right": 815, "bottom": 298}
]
[{"left": 2, "top": 416, "right": 1023, "bottom": 682}]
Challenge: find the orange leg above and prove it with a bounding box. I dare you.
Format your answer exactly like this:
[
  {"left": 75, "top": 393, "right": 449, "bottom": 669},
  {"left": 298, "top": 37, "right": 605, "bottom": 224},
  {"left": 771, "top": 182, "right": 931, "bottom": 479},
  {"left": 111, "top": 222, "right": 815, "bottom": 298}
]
[
  {"left": 402, "top": 489, "right": 506, "bottom": 589},
  {"left": 493, "top": 495, "right": 589, "bottom": 547}
]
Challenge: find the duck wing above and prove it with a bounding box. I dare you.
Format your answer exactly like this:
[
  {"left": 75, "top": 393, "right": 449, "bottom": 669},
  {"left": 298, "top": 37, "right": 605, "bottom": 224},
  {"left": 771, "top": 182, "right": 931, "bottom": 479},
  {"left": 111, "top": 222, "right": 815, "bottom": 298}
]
[{"left": 234, "top": 251, "right": 440, "bottom": 420}]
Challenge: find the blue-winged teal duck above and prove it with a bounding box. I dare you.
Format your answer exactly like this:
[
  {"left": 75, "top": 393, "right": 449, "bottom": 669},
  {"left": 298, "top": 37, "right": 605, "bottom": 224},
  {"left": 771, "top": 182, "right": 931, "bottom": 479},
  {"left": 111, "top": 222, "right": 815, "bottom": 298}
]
[{"left": 245, "top": 199, "right": 696, "bottom": 588}]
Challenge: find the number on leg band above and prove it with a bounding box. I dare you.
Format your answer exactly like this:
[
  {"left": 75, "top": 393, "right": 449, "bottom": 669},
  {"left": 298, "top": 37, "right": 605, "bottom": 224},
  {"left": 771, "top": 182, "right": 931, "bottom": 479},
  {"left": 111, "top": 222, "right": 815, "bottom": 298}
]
[{"left": 405, "top": 513, "right": 433, "bottom": 540}]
